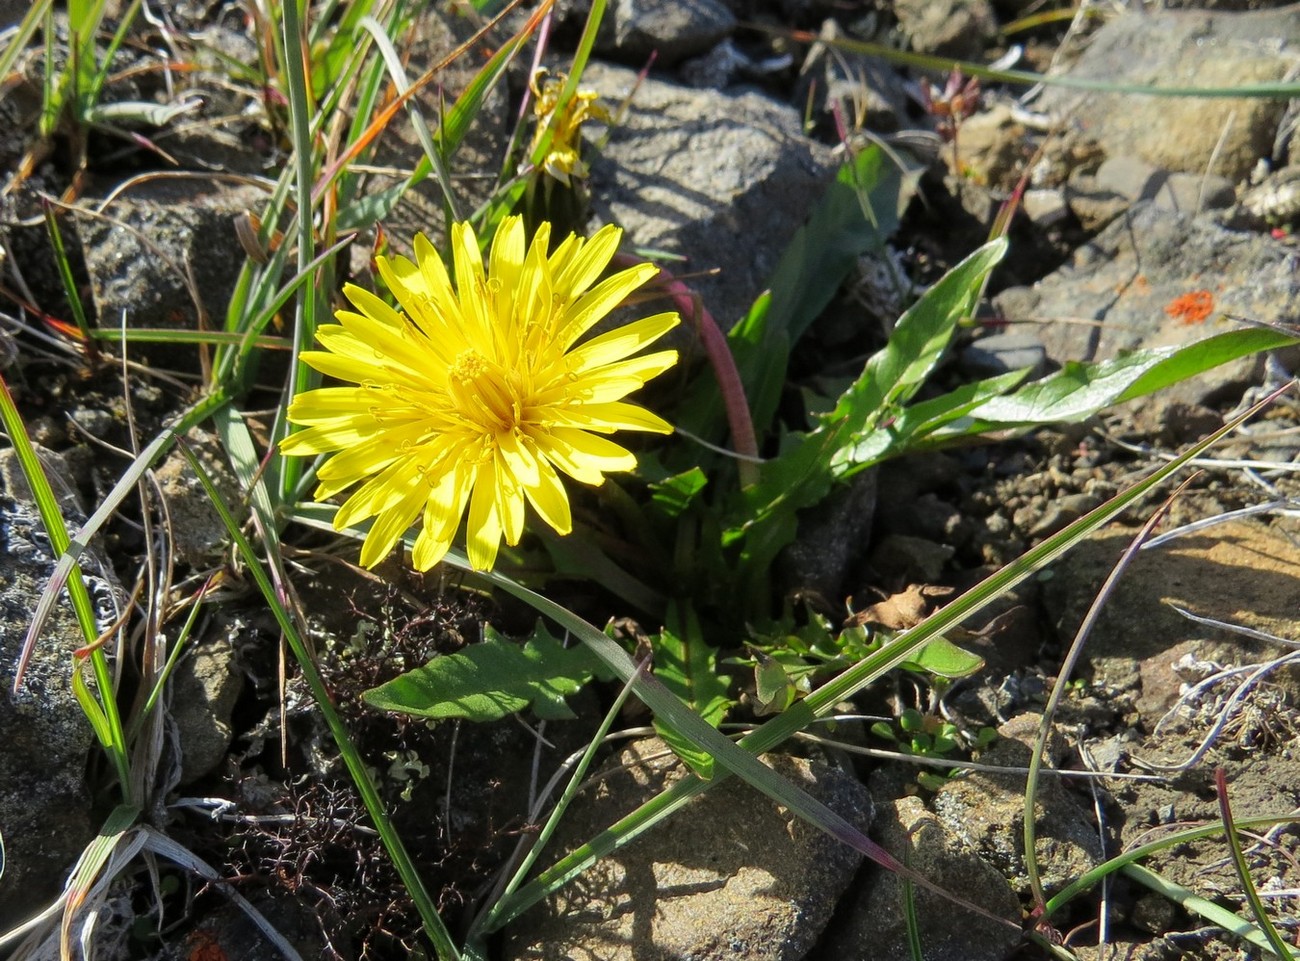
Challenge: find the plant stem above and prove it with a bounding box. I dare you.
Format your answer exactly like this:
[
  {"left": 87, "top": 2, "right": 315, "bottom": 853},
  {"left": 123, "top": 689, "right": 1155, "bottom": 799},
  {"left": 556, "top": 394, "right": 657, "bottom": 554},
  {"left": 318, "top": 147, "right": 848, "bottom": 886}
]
[{"left": 614, "top": 254, "right": 760, "bottom": 486}]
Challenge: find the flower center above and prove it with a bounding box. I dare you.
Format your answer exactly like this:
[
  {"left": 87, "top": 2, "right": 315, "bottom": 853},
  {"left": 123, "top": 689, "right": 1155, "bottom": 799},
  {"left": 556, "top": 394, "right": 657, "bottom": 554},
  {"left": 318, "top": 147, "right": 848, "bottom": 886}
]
[
  {"left": 448, "top": 349, "right": 521, "bottom": 434},
  {"left": 450, "top": 349, "right": 489, "bottom": 384}
]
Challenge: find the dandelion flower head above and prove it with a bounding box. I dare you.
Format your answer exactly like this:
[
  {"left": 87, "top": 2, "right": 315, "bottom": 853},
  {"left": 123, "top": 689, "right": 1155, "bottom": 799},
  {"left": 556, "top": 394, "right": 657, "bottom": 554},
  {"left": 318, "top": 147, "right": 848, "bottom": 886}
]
[
  {"left": 280, "top": 215, "right": 679, "bottom": 572},
  {"left": 529, "top": 69, "right": 610, "bottom": 186}
]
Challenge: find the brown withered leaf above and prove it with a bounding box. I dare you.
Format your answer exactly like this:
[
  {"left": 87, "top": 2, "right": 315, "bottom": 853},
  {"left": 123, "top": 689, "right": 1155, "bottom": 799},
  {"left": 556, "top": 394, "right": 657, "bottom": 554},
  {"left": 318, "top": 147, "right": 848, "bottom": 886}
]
[{"left": 847, "top": 584, "right": 955, "bottom": 632}]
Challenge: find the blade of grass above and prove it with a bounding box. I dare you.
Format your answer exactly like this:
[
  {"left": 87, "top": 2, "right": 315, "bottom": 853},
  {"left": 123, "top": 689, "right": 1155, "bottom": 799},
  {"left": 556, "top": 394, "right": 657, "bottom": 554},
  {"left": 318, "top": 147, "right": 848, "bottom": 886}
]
[
  {"left": 1023, "top": 481, "right": 1190, "bottom": 908},
  {"left": 1044, "top": 813, "right": 1298, "bottom": 917},
  {"left": 0, "top": 0, "right": 49, "bottom": 87},
  {"left": 178, "top": 444, "right": 461, "bottom": 961},
  {"left": 15, "top": 391, "right": 229, "bottom": 694},
  {"left": 42, "top": 202, "right": 97, "bottom": 363},
  {"left": 1121, "top": 862, "right": 1287, "bottom": 957},
  {"left": 359, "top": 15, "right": 461, "bottom": 223},
  {"left": 766, "top": 27, "right": 1300, "bottom": 99},
  {"left": 277, "top": 0, "right": 320, "bottom": 451},
  {"left": 1215, "top": 770, "right": 1296, "bottom": 960},
  {"left": 0, "top": 375, "right": 132, "bottom": 801}
]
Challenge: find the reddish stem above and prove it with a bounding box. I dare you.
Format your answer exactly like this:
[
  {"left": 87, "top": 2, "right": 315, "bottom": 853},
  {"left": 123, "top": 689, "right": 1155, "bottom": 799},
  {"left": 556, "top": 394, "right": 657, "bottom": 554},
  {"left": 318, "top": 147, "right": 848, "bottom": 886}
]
[{"left": 615, "top": 254, "right": 760, "bottom": 486}]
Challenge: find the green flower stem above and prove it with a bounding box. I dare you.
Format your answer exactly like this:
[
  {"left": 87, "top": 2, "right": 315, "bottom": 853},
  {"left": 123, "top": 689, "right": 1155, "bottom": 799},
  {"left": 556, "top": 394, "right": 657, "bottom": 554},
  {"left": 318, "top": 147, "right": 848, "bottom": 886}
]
[
  {"left": 180, "top": 445, "right": 461, "bottom": 961},
  {"left": 614, "top": 254, "right": 760, "bottom": 487}
]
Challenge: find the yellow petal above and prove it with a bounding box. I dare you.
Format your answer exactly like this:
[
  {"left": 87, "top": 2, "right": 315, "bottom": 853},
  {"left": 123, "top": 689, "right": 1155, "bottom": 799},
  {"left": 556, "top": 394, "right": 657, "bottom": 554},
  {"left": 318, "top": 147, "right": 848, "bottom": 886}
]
[
  {"left": 489, "top": 215, "right": 526, "bottom": 302},
  {"left": 358, "top": 477, "right": 427, "bottom": 568},
  {"left": 523, "top": 456, "right": 572, "bottom": 535},
  {"left": 568, "top": 311, "right": 679, "bottom": 371},
  {"left": 543, "top": 428, "right": 636, "bottom": 482},
  {"left": 548, "top": 401, "right": 674, "bottom": 434},
  {"left": 342, "top": 284, "right": 407, "bottom": 330},
  {"left": 466, "top": 460, "right": 503, "bottom": 570},
  {"left": 552, "top": 223, "right": 621, "bottom": 298},
  {"left": 555, "top": 262, "right": 659, "bottom": 348}
]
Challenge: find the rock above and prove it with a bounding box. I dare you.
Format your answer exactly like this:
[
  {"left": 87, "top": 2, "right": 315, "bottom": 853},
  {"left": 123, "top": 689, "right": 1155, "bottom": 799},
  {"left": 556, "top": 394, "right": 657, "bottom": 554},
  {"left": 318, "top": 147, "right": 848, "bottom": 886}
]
[
  {"left": 960, "top": 330, "right": 1050, "bottom": 380},
  {"left": 992, "top": 201, "right": 1300, "bottom": 408},
  {"left": 1042, "top": 521, "right": 1300, "bottom": 710},
  {"left": 1068, "top": 156, "right": 1239, "bottom": 229},
  {"left": 797, "top": 20, "right": 914, "bottom": 135},
  {"left": 154, "top": 427, "right": 242, "bottom": 571},
  {"left": 503, "top": 738, "right": 872, "bottom": 961},
  {"left": 1037, "top": 6, "right": 1299, "bottom": 181},
  {"left": 0, "top": 450, "right": 104, "bottom": 927},
  {"left": 1152, "top": 171, "right": 1237, "bottom": 217},
  {"left": 778, "top": 470, "right": 878, "bottom": 603},
  {"left": 945, "top": 103, "right": 1031, "bottom": 191},
  {"left": 585, "top": 61, "right": 836, "bottom": 329},
  {"left": 868, "top": 533, "right": 954, "bottom": 584},
  {"left": 822, "top": 796, "right": 1022, "bottom": 961},
  {"left": 75, "top": 179, "right": 266, "bottom": 371},
  {"left": 1020, "top": 187, "right": 1070, "bottom": 227},
  {"left": 893, "top": 0, "right": 999, "bottom": 59},
  {"left": 171, "top": 635, "right": 243, "bottom": 784},
  {"left": 930, "top": 713, "right": 1104, "bottom": 895},
  {"left": 596, "top": 0, "right": 736, "bottom": 66}
]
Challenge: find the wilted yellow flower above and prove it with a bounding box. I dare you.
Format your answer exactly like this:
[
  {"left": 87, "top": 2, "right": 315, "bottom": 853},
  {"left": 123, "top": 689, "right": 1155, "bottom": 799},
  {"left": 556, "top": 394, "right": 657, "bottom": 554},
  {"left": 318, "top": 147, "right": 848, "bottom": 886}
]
[
  {"left": 529, "top": 69, "right": 610, "bottom": 186},
  {"left": 280, "top": 216, "right": 678, "bottom": 572}
]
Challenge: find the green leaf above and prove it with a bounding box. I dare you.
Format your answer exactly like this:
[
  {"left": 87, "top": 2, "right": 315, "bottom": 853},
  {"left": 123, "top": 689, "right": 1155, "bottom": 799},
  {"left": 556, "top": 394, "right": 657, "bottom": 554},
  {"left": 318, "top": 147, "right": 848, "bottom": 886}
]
[
  {"left": 909, "top": 636, "right": 985, "bottom": 679},
  {"left": 722, "top": 143, "right": 920, "bottom": 437},
  {"left": 961, "top": 327, "right": 1298, "bottom": 428},
  {"left": 836, "top": 366, "right": 1031, "bottom": 470},
  {"left": 729, "top": 240, "right": 1008, "bottom": 555},
  {"left": 651, "top": 603, "right": 735, "bottom": 778},
  {"left": 648, "top": 467, "right": 708, "bottom": 517},
  {"left": 363, "top": 622, "right": 613, "bottom": 722},
  {"left": 752, "top": 652, "right": 796, "bottom": 715}
]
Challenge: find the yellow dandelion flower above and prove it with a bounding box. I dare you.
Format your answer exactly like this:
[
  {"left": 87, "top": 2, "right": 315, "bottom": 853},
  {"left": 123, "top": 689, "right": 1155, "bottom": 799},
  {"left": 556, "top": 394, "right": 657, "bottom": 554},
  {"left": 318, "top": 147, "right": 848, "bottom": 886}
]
[
  {"left": 280, "top": 215, "right": 679, "bottom": 572},
  {"left": 529, "top": 69, "right": 611, "bottom": 186}
]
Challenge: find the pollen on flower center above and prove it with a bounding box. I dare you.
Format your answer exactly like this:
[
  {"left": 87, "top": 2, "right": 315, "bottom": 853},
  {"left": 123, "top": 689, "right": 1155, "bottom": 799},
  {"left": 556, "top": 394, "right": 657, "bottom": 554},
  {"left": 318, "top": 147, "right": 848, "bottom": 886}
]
[
  {"left": 450, "top": 349, "right": 489, "bottom": 384},
  {"left": 447, "top": 348, "right": 521, "bottom": 433}
]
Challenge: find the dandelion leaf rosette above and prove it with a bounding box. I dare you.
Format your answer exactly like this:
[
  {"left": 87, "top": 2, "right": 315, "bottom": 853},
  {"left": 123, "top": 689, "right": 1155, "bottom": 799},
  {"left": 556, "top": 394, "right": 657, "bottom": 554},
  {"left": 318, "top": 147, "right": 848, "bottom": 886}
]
[{"left": 280, "top": 215, "right": 679, "bottom": 571}]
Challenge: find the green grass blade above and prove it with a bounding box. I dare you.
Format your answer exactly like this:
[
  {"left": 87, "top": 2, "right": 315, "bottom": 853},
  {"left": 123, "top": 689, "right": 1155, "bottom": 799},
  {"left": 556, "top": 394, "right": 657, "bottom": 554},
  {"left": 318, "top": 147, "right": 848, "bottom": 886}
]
[
  {"left": 0, "top": 374, "right": 132, "bottom": 801},
  {"left": 776, "top": 27, "right": 1300, "bottom": 99},
  {"left": 0, "top": 0, "right": 49, "bottom": 91},
  {"left": 180, "top": 445, "right": 462, "bottom": 961},
  {"left": 17, "top": 392, "right": 229, "bottom": 700},
  {"left": 1215, "top": 770, "right": 1296, "bottom": 960},
  {"left": 1044, "top": 813, "right": 1298, "bottom": 916},
  {"left": 359, "top": 15, "right": 461, "bottom": 223},
  {"left": 1122, "top": 863, "right": 1284, "bottom": 957}
]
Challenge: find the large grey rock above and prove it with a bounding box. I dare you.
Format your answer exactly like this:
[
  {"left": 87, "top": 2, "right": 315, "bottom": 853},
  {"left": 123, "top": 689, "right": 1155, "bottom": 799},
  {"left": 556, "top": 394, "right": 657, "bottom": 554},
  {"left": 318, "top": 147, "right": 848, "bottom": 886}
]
[
  {"left": 171, "top": 635, "right": 243, "bottom": 784},
  {"left": 504, "top": 738, "right": 872, "bottom": 961},
  {"left": 0, "top": 448, "right": 104, "bottom": 928},
  {"left": 930, "top": 713, "right": 1104, "bottom": 896},
  {"left": 993, "top": 201, "right": 1300, "bottom": 408},
  {"left": 1037, "top": 6, "right": 1300, "bottom": 182},
  {"left": 596, "top": 0, "right": 736, "bottom": 66},
  {"left": 76, "top": 180, "right": 265, "bottom": 370},
  {"left": 893, "top": 0, "right": 998, "bottom": 59},
  {"left": 585, "top": 61, "right": 836, "bottom": 329},
  {"left": 823, "top": 795, "right": 1021, "bottom": 961}
]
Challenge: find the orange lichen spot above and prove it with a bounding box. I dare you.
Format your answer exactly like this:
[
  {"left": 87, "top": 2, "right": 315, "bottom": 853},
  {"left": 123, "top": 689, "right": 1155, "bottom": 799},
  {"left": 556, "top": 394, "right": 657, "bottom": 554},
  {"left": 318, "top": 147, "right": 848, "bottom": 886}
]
[
  {"left": 1164, "top": 289, "right": 1215, "bottom": 325},
  {"left": 185, "top": 929, "right": 228, "bottom": 961}
]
